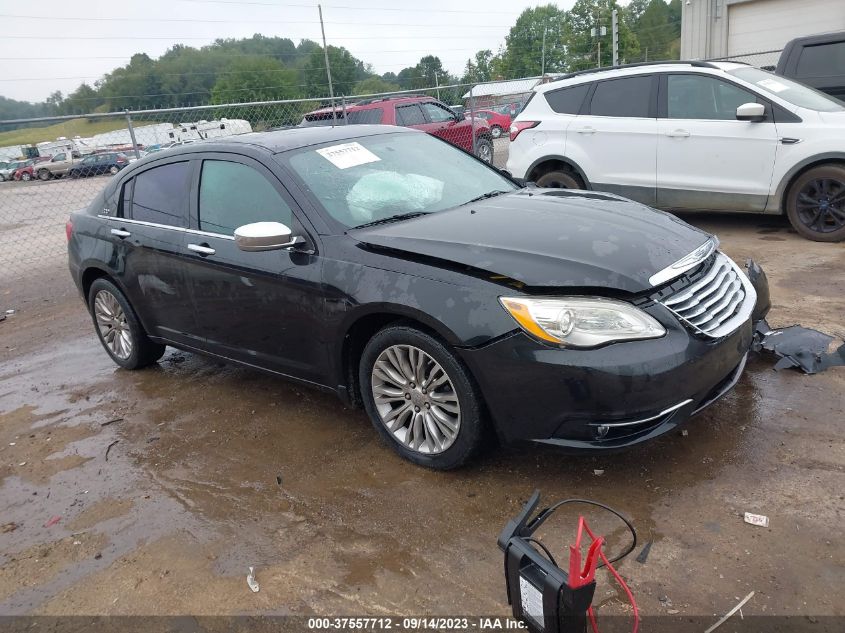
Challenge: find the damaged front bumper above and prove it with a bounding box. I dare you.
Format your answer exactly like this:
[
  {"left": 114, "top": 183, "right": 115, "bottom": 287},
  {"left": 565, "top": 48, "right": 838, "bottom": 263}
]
[{"left": 457, "top": 259, "right": 771, "bottom": 451}]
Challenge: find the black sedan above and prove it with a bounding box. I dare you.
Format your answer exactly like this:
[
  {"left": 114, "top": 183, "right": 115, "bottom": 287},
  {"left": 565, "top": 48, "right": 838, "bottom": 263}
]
[
  {"left": 69, "top": 152, "right": 129, "bottom": 178},
  {"left": 67, "top": 125, "right": 770, "bottom": 469}
]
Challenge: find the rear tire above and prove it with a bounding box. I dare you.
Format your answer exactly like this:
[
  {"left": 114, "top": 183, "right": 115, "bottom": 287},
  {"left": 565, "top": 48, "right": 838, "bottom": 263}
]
[
  {"left": 359, "top": 325, "right": 484, "bottom": 470},
  {"left": 38, "top": 169, "right": 51, "bottom": 181},
  {"left": 474, "top": 137, "right": 494, "bottom": 164},
  {"left": 785, "top": 164, "right": 845, "bottom": 242},
  {"left": 88, "top": 278, "right": 166, "bottom": 370},
  {"left": 108, "top": 165, "right": 119, "bottom": 175},
  {"left": 491, "top": 125, "right": 502, "bottom": 139},
  {"left": 536, "top": 169, "right": 584, "bottom": 189},
  {"left": 21, "top": 172, "right": 31, "bottom": 182}
]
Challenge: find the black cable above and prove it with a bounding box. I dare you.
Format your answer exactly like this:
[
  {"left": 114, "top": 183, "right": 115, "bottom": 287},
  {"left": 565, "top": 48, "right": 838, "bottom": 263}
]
[
  {"left": 529, "top": 498, "right": 638, "bottom": 569},
  {"left": 525, "top": 537, "right": 559, "bottom": 568}
]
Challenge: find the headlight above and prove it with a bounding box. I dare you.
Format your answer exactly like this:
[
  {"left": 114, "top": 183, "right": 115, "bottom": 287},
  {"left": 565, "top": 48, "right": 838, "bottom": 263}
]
[{"left": 499, "top": 296, "right": 665, "bottom": 348}]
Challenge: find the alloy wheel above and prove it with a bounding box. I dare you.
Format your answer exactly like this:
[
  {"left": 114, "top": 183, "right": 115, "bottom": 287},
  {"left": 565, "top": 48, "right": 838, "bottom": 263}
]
[
  {"left": 371, "top": 344, "right": 461, "bottom": 455},
  {"left": 795, "top": 178, "right": 845, "bottom": 234},
  {"left": 94, "top": 290, "right": 133, "bottom": 360}
]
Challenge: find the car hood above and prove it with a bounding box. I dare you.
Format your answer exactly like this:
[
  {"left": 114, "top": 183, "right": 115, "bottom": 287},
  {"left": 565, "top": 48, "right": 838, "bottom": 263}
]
[{"left": 350, "top": 189, "right": 712, "bottom": 293}]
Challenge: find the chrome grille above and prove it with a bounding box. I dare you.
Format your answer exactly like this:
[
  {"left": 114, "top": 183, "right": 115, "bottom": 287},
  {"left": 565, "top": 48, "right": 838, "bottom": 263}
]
[{"left": 661, "top": 252, "right": 756, "bottom": 338}]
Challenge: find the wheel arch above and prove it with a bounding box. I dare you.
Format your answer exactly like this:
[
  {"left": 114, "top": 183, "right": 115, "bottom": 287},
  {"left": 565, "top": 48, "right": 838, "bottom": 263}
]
[
  {"left": 776, "top": 153, "right": 845, "bottom": 213},
  {"left": 526, "top": 155, "right": 591, "bottom": 188},
  {"left": 337, "top": 306, "right": 463, "bottom": 408}
]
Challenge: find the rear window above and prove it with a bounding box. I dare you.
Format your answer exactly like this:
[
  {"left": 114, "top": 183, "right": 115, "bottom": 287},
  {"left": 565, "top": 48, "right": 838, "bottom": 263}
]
[
  {"left": 302, "top": 108, "right": 384, "bottom": 127},
  {"left": 589, "top": 75, "right": 653, "bottom": 118},
  {"left": 545, "top": 83, "right": 590, "bottom": 114},
  {"left": 795, "top": 41, "right": 845, "bottom": 78},
  {"left": 130, "top": 161, "right": 190, "bottom": 227}
]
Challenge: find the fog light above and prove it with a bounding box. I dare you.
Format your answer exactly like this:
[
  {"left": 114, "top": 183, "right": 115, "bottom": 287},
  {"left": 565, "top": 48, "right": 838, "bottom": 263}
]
[{"left": 595, "top": 425, "right": 609, "bottom": 439}]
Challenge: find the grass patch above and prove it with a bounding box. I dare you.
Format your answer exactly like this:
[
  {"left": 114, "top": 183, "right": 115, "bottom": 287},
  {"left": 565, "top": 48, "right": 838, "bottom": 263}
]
[{"left": 0, "top": 118, "right": 129, "bottom": 148}]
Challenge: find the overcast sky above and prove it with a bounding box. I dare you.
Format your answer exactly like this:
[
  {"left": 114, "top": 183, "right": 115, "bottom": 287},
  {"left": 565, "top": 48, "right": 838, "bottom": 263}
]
[{"left": 0, "top": 0, "right": 637, "bottom": 103}]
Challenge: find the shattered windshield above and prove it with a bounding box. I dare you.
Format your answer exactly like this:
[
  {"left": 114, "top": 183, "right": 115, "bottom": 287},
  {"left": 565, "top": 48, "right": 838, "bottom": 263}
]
[{"left": 282, "top": 132, "right": 517, "bottom": 229}]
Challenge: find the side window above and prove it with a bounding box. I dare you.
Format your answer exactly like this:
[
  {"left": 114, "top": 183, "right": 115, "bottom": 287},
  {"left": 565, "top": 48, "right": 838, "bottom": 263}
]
[
  {"left": 545, "top": 83, "right": 591, "bottom": 114},
  {"left": 667, "top": 75, "right": 757, "bottom": 120},
  {"left": 395, "top": 104, "right": 426, "bottom": 126},
  {"left": 198, "top": 160, "right": 293, "bottom": 235},
  {"left": 53, "top": 153, "right": 66, "bottom": 162},
  {"left": 795, "top": 42, "right": 845, "bottom": 78},
  {"left": 346, "top": 108, "right": 384, "bottom": 124},
  {"left": 589, "top": 75, "right": 653, "bottom": 118},
  {"left": 131, "top": 161, "right": 190, "bottom": 227},
  {"left": 421, "top": 102, "right": 455, "bottom": 123},
  {"left": 97, "top": 155, "right": 110, "bottom": 164}
]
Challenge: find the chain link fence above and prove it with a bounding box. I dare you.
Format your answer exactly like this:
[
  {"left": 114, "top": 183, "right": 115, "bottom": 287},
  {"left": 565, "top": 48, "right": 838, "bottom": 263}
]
[
  {"left": 0, "top": 78, "right": 544, "bottom": 291},
  {"left": 706, "top": 49, "right": 782, "bottom": 71}
]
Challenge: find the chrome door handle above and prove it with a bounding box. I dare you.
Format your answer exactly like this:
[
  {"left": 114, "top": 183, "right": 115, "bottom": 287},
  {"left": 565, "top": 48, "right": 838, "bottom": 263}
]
[
  {"left": 110, "top": 228, "right": 131, "bottom": 238},
  {"left": 575, "top": 126, "right": 596, "bottom": 134},
  {"left": 666, "top": 129, "right": 690, "bottom": 138},
  {"left": 187, "top": 243, "right": 216, "bottom": 256}
]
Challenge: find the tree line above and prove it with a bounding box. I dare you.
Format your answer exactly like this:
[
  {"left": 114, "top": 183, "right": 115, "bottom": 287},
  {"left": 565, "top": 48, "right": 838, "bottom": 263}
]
[{"left": 0, "top": 0, "right": 681, "bottom": 119}]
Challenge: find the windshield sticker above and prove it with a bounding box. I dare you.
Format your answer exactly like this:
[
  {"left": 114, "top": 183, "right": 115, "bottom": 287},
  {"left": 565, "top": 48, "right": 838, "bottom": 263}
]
[
  {"left": 316, "top": 142, "right": 381, "bottom": 169},
  {"left": 757, "top": 78, "right": 788, "bottom": 93}
]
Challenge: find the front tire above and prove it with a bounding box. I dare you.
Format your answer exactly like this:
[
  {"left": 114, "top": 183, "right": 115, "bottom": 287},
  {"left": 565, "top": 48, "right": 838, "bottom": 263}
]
[
  {"left": 536, "top": 169, "right": 584, "bottom": 189},
  {"left": 88, "top": 278, "right": 166, "bottom": 370},
  {"left": 359, "top": 325, "right": 484, "bottom": 470},
  {"left": 21, "top": 172, "right": 31, "bottom": 182},
  {"left": 785, "top": 164, "right": 845, "bottom": 242}
]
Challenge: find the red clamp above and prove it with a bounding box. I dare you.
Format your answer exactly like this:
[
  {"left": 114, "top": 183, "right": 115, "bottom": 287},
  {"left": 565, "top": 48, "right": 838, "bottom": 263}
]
[{"left": 567, "top": 516, "right": 605, "bottom": 589}]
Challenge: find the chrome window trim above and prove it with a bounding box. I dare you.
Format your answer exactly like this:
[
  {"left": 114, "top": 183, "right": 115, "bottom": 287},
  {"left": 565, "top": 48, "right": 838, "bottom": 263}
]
[
  {"left": 649, "top": 238, "right": 717, "bottom": 287},
  {"left": 97, "top": 214, "right": 234, "bottom": 241}
]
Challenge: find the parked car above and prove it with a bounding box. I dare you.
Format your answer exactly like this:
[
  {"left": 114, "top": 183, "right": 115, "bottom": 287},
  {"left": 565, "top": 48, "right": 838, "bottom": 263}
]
[
  {"left": 467, "top": 108, "right": 512, "bottom": 138},
  {"left": 507, "top": 60, "right": 845, "bottom": 242},
  {"left": 68, "top": 125, "right": 770, "bottom": 469},
  {"left": 35, "top": 151, "right": 83, "bottom": 180},
  {"left": 300, "top": 95, "right": 494, "bottom": 163},
  {"left": 0, "top": 160, "right": 30, "bottom": 182},
  {"left": 776, "top": 31, "right": 845, "bottom": 102},
  {"left": 68, "top": 153, "right": 129, "bottom": 178},
  {"left": 13, "top": 156, "right": 51, "bottom": 181},
  {"left": 7, "top": 159, "right": 37, "bottom": 181}
]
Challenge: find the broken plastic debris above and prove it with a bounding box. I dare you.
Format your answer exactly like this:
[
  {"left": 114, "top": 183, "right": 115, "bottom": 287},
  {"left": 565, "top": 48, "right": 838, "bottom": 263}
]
[
  {"left": 704, "top": 591, "right": 755, "bottom": 633},
  {"left": 247, "top": 566, "right": 260, "bottom": 593},
  {"left": 636, "top": 540, "right": 653, "bottom": 564},
  {"left": 593, "top": 469, "right": 604, "bottom": 476},
  {"left": 752, "top": 319, "right": 845, "bottom": 374},
  {"left": 743, "top": 512, "right": 769, "bottom": 528},
  {"left": 43, "top": 516, "right": 61, "bottom": 528},
  {"left": 681, "top": 430, "right": 688, "bottom": 436}
]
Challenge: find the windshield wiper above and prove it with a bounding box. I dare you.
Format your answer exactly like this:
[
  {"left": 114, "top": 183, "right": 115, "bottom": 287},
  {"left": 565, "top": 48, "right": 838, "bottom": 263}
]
[
  {"left": 463, "top": 190, "right": 510, "bottom": 205},
  {"left": 352, "top": 211, "right": 429, "bottom": 229}
]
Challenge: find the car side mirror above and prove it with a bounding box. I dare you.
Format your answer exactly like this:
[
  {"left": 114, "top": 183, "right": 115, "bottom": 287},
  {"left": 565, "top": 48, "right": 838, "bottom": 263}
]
[
  {"left": 736, "top": 102, "right": 766, "bottom": 122},
  {"left": 234, "top": 221, "right": 302, "bottom": 252}
]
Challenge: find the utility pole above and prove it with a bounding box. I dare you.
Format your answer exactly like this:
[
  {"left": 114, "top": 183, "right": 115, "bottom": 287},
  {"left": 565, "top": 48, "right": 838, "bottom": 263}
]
[
  {"left": 434, "top": 70, "right": 440, "bottom": 100},
  {"left": 541, "top": 27, "right": 547, "bottom": 77},
  {"left": 318, "top": 4, "right": 336, "bottom": 125},
  {"left": 591, "top": 24, "right": 607, "bottom": 68},
  {"left": 612, "top": 9, "right": 619, "bottom": 67}
]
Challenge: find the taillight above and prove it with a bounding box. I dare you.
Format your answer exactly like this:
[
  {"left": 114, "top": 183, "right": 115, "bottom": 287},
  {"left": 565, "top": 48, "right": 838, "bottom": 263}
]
[
  {"left": 509, "top": 121, "right": 539, "bottom": 142},
  {"left": 116, "top": 158, "right": 126, "bottom": 164},
  {"left": 65, "top": 218, "right": 73, "bottom": 242}
]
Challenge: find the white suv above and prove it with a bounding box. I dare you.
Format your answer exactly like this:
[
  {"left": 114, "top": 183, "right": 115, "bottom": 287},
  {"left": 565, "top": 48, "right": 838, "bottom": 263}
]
[{"left": 506, "top": 61, "right": 845, "bottom": 242}]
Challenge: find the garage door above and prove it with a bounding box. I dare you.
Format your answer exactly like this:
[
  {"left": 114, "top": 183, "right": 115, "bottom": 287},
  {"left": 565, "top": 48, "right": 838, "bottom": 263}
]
[{"left": 727, "top": 0, "right": 845, "bottom": 55}]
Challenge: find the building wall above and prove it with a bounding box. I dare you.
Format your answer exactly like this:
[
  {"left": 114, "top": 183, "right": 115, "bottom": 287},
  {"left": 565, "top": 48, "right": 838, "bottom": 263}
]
[{"left": 681, "top": 0, "right": 845, "bottom": 60}]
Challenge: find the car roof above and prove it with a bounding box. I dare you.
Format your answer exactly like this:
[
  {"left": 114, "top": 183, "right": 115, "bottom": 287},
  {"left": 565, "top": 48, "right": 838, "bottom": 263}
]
[
  {"left": 150, "top": 124, "right": 417, "bottom": 156},
  {"left": 535, "top": 61, "right": 746, "bottom": 92},
  {"left": 306, "top": 95, "right": 435, "bottom": 115}
]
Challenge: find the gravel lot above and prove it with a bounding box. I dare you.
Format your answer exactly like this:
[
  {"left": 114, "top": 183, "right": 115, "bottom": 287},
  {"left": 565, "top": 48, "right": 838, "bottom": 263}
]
[{"left": 0, "top": 144, "right": 843, "bottom": 624}]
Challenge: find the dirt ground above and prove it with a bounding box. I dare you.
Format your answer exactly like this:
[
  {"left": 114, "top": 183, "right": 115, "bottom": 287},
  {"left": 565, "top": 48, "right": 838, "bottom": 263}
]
[{"left": 1, "top": 192, "right": 844, "bottom": 625}]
